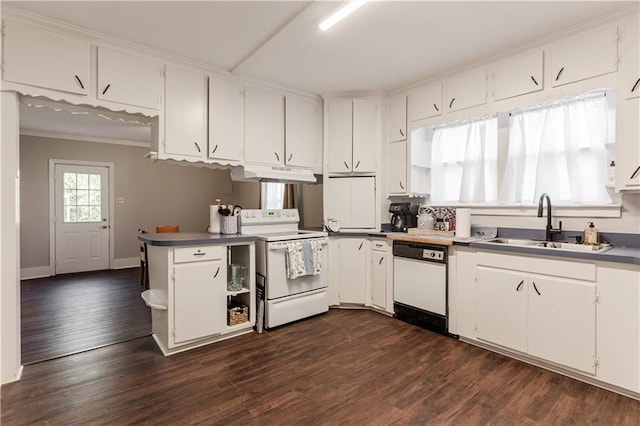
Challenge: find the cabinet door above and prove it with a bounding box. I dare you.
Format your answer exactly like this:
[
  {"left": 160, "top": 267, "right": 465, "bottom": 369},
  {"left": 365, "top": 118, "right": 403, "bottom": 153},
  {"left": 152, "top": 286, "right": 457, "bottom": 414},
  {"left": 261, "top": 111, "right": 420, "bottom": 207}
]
[
  {"left": 325, "top": 177, "right": 352, "bottom": 228},
  {"left": 350, "top": 177, "right": 376, "bottom": 229},
  {"left": 387, "top": 141, "right": 407, "bottom": 195},
  {"left": 2, "top": 20, "right": 89, "bottom": 95},
  {"left": 209, "top": 77, "right": 244, "bottom": 162},
  {"left": 477, "top": 267, "right": 528, "bottom": 352},
  {"left": 624, "top": 20, "right": 640, "bottom": 100},
  {"left": 491, "top": 51, "right": 543, "bottom": 101},
  {"left": 352, "top": 98, "right": 378, "bottom": 173},
  {"left": 596, "top": 266, "right": 640, "bottom": 392},
  {"left": 173, "top": 260, "right": 226, "bottom": 343},
  {"left": 387, "top": 94, "right": 407, "bottom": 142},
  {"left": 408, "top": 84, "right": 442, "bottom": 122},
  {"left": 338, "top": 238, "right": 367, "bottom": 304},
  {"left": 164, "top": 65, "right": 207, "bottom": 158},
  {"left": 617, "top": 97, "right": 640, "bottom": 189},
  {"left": 285, "top": 96, "right": 322, "bottom": 169},
  {"left": 327, "top": 99, "right": 353, "bottom": 173},
  {"left": 528, "top": 276, "right": 596, "bottom": 374},
  {"left": 444, "top": 68, "right": 487, "bottom": 113},
  {"left": 244, "top": 87, "right": 284, "bottom": 165},
  {"left": 370, "top": 250, "right": 387, "bottom": 310},
  {"left": 550, "top": 26, "right": 618, "bottom": 87},
  {"left": 97, "top": 47, "right": 161, "bottom": 109}
]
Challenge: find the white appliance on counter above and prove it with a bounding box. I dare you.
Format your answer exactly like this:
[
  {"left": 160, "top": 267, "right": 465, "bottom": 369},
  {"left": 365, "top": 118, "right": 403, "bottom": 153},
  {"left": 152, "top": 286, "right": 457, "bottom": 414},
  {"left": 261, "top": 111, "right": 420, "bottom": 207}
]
[{"left": 239, "top": 209, "right": 328, "bottom": 329}]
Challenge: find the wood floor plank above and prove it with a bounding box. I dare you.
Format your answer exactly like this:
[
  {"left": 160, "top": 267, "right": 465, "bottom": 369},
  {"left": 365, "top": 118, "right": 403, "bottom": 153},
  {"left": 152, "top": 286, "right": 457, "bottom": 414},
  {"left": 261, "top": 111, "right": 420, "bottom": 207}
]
[{"left": 2, "top": 309, "right": 639, "bottom": 425}]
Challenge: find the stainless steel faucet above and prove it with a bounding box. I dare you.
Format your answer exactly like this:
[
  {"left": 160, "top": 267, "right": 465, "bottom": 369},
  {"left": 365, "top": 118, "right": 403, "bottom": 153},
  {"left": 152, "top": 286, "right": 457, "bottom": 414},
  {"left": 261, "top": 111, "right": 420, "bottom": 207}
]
[{"left": 537, "top": 193, "right": 562, "bottom": 241}]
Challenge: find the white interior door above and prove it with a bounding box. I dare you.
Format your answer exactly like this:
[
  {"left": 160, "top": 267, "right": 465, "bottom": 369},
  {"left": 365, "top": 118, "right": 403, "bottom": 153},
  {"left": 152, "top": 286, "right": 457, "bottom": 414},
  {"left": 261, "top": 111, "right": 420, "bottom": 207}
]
[{"left": 54, "top": 164, "right": 110, "bottom": 274}]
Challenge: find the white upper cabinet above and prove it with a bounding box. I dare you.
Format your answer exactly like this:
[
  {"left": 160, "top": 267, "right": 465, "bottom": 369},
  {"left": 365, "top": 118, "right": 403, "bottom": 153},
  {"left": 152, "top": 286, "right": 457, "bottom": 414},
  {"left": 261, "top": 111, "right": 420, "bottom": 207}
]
[
  {"left": 244, "top": 86, "right": 284, "bottom": 166},
  {"left": 444, "top": 68, "right": 487, "bottom": 113},
  {"left": 2, "top": 20, "right": 89, "bottom": 95},
  {"left": 550, "top": 26, "right": 618, "bottom": 87},
  {"left": 285, "top": 95, "right": 322, "bottom": 170},
  {"left": 97, "top": 46, "right": 162, "bottom": 110},
  {"left": 325, "top": 176, "right": 376, "bottom": 229},
  {"left": 616, "top": 97, "right": 640, "bottom": 190},
  {"left": 408, "top": 84, "right": 442, "bottom": 122},
  {"left": 387, "top": 141, "right": 407, "bottom": 195},
  {"left": 163, "top": 65, "right": 208, "bottom": 159},
  {"left": 327, "top": 98, "right": 377, "bottom": 174},
  {"left": 491, "top": 51, "right": 544, "bottom": 101},
  {"left": 623, "top": 20, "right": 640, "bottom": 100},
  {"left": 209, "top": 76, "right": 244, "bottom": 162},
  {"left": 387, "top": 94, "right": 407, "bottom": 142}
]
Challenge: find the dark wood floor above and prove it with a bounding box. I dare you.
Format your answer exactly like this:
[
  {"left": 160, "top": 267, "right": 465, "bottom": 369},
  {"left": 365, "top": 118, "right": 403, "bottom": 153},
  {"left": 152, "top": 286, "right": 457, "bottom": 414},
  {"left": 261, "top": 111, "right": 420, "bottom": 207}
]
[
  {"left": 21, "top": 268, "right": 151, "bottom": 364},
  {"left": 3, "top": 309, "right": 639, "bottom": 425}
]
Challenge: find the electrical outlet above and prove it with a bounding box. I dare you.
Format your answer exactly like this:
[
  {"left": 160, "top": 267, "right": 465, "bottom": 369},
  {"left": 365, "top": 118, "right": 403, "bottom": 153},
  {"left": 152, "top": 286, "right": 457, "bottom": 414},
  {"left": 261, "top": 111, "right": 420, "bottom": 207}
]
[{"left": 116, "top": 197, "right": 124, "bottom": 204}]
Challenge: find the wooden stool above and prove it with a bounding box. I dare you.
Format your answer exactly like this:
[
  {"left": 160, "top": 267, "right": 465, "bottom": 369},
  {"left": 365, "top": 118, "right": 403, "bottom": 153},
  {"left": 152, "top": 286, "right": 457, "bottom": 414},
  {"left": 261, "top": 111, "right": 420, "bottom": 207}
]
[{"left": 156, "top": 225, "right": 179, "bottom": 233}]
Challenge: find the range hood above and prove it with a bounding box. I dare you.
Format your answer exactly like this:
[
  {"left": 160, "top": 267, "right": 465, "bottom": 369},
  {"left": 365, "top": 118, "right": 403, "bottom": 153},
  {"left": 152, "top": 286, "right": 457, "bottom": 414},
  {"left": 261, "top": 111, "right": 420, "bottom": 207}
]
[{"left": 230, "top": 164, "right": 317, "bottom": 183}]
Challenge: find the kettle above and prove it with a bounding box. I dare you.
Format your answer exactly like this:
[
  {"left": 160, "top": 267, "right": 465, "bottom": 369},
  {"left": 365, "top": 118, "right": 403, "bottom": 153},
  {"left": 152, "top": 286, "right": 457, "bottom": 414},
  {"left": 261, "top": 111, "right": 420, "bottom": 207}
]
[
  {"left": 324, "top": 217, "right": 340, "bottom": 232},
  {"left": 417, "top": 205, "right": 434, "bottom": 230}
]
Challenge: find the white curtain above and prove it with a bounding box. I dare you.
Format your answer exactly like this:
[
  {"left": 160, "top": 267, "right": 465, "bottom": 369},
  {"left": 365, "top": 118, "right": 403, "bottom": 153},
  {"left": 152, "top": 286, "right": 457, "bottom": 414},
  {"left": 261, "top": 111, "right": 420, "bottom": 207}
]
[
  {"left": 430, "top": 115, "right": 498, "bottom": 204},
  {"left": 261, "top": 182, "right": 285, "bottom": 209},
  {"left": 500, "top": 92, "right": 612, "bottom": 204}
]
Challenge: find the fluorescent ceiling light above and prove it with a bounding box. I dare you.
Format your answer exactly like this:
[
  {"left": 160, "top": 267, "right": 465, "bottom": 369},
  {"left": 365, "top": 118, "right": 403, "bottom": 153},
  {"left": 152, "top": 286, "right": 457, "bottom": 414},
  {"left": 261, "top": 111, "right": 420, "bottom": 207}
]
[{"left": 319, "top": 0, "right": 367, "bottom": 31}]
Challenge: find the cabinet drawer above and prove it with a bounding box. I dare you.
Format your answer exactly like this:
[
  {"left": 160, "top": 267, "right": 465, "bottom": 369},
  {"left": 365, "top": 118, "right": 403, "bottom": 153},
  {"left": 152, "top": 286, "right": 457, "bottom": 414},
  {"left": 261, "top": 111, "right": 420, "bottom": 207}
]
[{"left": 174, "top": 245, "right": 225, "bottom": 263}]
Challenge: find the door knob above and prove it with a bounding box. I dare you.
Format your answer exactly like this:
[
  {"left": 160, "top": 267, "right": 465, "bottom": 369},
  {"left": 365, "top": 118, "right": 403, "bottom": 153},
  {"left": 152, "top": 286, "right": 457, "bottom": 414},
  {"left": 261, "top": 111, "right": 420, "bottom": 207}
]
[{"left": 101, "top": 225, "right": 109, "bottom": 229}]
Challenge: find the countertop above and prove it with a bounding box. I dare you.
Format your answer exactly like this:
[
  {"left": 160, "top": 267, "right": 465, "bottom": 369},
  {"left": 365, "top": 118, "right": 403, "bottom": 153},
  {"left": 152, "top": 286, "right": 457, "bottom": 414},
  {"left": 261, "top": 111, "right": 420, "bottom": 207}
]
[{"left": 139, "top": 232, "right": 257, "bottom": 247}]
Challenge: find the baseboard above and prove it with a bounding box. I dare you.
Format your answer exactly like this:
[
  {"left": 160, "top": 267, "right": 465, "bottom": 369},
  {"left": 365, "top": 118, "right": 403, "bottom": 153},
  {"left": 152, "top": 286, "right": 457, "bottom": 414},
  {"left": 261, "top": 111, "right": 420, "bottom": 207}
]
[
  {"left": 113, "top": 257, "right": 140, "bottom": 270},
  {"left": 1, "top": 364, "right": 23, "bottom": 385},
  {"left": 20, "top": 266, "right": 53, "bottom": 280}
]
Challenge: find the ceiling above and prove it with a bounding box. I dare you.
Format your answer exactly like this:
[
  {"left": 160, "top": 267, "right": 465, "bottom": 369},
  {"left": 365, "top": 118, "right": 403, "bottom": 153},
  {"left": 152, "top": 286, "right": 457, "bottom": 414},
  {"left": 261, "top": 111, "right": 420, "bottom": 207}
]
[
  {"left": 4, "top": 1, "right": 635, "bottom": 95},
  {"left": 7, "top": 1, "right": 635, "bottom": 142}
]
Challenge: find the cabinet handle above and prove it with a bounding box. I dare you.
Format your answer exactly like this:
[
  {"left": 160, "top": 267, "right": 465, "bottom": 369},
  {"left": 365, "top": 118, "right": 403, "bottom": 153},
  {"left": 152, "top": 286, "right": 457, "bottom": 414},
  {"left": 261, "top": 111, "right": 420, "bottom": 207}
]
[
  {"left": 630, "top": 165, "right": 640, "bottom": 180},
  {"left": 358, "top": 242, "right": 363, "bottom": 250},
  {"left": 632, "top": 78, "right": 640, "bottom": 93},
  {"left": 532, "top": 281, "right": 541, "bottom": 296},
  {"left": 433, "top": 103, "right": 439, "bottom": 112},
  {"left": 379, "top": 257, "right": 384, "bottom": 265},
  {"left": 214, "top": 267, "right": 220, "bottom": 278},
  {"left": 516, "top": 280, "right": 524, "bottom": 292},
  {"left": 555, "top": 67, "right": 565, "bottom": 81},
  {"left": 288, "top": 153, "right": 293, "bottom": 162},
  {"left": 193, "top": 252, "right": 206, "bottom": 257},
  {"left": 211, "top": 144, "right": 218, "bottom": 155},
  {"left": 449, "top": 98, "right": 455, "bottom": 108},
  {"left": 102, "top": 83, "right": 111, "bottom": 95},
  {"left": 344, "top": 161, "right": 349, "bottom": 169},
  {"left": 399, "top": 129, "right": 405, "bottom": 137},
  {"left": 274, "top": 152, "right": 280, "bottom": 162},
  {"left": 399, "top": 181, "right": 405, "bottom": 190},
  {"left": 194, "top": 142, "right": 201, "bottom": 153},
  {"left": 74, "top": 75, "right": 85, "bottom": 90},
  {"left": 530, "top": 75, "right": 539, "bottom": 86},
  {"left": 355, "top": 160, "right": 360, "bottom": 169}
]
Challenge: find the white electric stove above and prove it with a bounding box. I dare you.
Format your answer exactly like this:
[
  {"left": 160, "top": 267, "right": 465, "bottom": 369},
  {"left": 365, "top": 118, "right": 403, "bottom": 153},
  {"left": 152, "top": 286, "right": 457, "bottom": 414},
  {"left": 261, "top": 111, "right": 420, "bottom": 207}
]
[{"left": 239, "top": 209, "right": 328, "bottom": 329}]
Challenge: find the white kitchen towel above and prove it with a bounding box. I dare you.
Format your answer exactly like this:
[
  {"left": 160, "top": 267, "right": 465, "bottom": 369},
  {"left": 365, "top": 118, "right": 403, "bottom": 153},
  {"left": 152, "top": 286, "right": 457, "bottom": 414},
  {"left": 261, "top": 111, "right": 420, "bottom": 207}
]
[{"left": 286, "top": 241, "right": 322, "bottom": 279}]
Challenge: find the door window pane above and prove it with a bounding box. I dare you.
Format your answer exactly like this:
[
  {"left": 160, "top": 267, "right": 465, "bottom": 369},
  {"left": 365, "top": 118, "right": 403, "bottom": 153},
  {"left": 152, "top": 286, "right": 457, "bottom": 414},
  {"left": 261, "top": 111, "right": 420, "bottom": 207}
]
[{"left": 62, "top": 172, "right": 102, "bottom": 223}]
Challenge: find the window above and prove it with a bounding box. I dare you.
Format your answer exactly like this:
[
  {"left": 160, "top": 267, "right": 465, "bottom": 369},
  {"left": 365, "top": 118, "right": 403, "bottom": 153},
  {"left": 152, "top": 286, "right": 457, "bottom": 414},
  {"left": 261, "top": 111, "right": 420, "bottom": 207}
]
[
  {"left": 430, "top": 115, "right": 498, "bottom": 204},
  {"left": 261, "top": 182, "right": 285, "bottom": 209},
  {"left": 63, "top": 172, "right": 102, "bottom": 222},
  {"left": 500, "top": 91, "right": 613, "bottom": 205}
]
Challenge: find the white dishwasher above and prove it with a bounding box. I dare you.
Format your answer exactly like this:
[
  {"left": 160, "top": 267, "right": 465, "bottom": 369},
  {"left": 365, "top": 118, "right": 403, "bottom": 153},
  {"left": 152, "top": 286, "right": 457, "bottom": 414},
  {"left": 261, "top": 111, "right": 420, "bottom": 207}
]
[{"left": 393, "top": 240, "right": 449, "bottom": 335}]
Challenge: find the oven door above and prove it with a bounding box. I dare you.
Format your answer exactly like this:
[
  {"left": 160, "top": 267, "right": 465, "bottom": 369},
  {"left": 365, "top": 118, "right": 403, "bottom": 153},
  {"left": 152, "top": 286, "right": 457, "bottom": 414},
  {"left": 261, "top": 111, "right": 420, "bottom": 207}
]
[{"left": 265, "top": 237, "right": 329, "bottom": 300}]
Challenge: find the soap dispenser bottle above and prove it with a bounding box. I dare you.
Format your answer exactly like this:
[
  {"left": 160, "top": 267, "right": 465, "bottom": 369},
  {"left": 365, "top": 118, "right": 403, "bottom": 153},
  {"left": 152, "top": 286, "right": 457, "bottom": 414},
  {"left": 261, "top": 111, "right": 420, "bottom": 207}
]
[{"left": 584, "top": 222, "right": 599, "bottom": 245}]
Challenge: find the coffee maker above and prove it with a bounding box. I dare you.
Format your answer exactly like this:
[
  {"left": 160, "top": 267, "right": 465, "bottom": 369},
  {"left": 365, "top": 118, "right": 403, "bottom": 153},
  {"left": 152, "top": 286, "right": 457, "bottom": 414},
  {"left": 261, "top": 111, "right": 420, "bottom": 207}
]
[{"left": 389, "top": 202, "right": 417, "bottom": 232}]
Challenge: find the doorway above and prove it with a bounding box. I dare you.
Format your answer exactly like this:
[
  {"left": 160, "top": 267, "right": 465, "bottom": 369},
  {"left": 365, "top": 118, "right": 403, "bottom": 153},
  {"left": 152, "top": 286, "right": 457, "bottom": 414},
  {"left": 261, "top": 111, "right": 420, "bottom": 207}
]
[{"left": 52, "top": 161, "right": 113, "bottom": 274}]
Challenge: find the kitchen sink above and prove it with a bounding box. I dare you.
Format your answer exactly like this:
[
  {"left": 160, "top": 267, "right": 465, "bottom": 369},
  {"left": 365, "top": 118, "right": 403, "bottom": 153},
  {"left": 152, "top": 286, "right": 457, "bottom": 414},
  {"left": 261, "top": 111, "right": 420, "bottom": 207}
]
[{"left": 484, "top": 238, "right": 612, "bottom": 253}]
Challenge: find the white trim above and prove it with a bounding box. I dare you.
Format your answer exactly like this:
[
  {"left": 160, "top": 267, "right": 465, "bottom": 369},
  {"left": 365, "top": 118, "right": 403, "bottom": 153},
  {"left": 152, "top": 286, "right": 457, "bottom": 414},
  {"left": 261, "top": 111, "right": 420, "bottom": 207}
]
[
  {"left": 20, "top": 266, "right": 53, "bottom": 280},
  {"left": 113, "top": 257, "right": 140, "bottom": 270},
  {"left": 21, "top": 129, "right": 151, "bottom": 148},
  {"left": 1, "top": 365, "right": 23, "bottom": 385},
  {"left": 48, "top": 159, "right": 116, "bottom": 275},
  {"left": 429, "top": 204, "right": 622, "bottom": 218}
]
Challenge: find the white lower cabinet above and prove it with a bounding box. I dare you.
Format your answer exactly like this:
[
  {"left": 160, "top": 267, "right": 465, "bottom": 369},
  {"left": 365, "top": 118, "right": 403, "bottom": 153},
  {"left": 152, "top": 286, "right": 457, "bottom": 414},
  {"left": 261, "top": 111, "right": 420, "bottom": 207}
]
[
  {"left": 369, "top": 239, "right": 392, "bottom": 313},
  {"left": 337, "top": 238, "right": 368, "bottom": 304},
  {"left": 476, "top": 252, "right": 597, "bottom": 374},
  {"left": 173, "top": 259, "right": 226, "bottom": 343}
]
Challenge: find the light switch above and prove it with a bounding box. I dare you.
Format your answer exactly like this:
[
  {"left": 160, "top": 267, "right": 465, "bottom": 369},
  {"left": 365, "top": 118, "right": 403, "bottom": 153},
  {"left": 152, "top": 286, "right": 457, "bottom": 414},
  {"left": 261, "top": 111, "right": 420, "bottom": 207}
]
[{"left": 116, "top": 197, "right": 124, "bottom": 204}]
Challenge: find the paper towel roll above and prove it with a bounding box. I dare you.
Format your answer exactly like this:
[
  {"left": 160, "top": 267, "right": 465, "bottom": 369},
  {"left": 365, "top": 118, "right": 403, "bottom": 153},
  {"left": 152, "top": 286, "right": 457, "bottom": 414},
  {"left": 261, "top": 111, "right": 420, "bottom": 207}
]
[
  {"left": 455, "top": 208, "right": 471, "bottom": 238},
  {"left": 209, "top": 205, "right": 220, "bottom": 234}
]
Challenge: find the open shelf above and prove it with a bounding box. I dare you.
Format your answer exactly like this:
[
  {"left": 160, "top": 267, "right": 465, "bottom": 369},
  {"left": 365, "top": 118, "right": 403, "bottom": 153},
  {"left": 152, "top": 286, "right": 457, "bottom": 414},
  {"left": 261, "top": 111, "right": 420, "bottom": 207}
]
[
  {"left": 141, "top": 289, "right": 167, "bottom": 310},
  {"left": 226, "top": 286, "right": 250, "bottom": 297}
]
